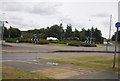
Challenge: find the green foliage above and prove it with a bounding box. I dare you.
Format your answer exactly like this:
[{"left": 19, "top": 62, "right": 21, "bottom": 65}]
[
  {"left": 3, "top": 27, "right": 9, "bottom": 39},
  {"left": 3, "top": 23, "right": 103, "bottom": 44},
  {"left": 81, "top": 43, "right": 97, "bottom": 47},
  {"left": 8, "top": 27, "right": 21, "bottom": 38},
  {"left": 112, "top": 31, "right": 120, "bottom": 42},
  {"left": 64, "top": 24, "right": 73, "bottom": 38},
  {"left": 5, "top": 38, "right": 19, "bottom": 43},
  {"left": 19, "top": 38, "right": 32, "bottom": 43},
  {"left": 37, "top": 39, "right": 49, "bottom": 44},
  {"left": 45, "top": 24, "right": 64, "bottom": 39},
  {"left": 21, "top": 32, "right": 34, "bottom": 38},
  {"left": 50, "top": 40, "right": 97, "bottom": 47}
]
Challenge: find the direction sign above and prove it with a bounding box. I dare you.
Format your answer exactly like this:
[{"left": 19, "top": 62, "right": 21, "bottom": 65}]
[
  {"left": 115, "top": 22, "right": 120, "bottom": 28},
  {"left": 34, "top": 34, "right": 38, "bottom": 38}
]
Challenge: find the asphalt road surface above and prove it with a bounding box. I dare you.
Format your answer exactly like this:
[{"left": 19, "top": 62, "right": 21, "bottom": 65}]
[
  {"left": 3, "top": 43, "right": 119, "bottom": 52},
  {"left": 3, "top": 59, "right": 69, "bottom": 71},
  {"left": 2, "top": 52, "right": 115, "bottom": 60},
  {"left": 2, "top": 43, "right": 119, "bottom": 79}
]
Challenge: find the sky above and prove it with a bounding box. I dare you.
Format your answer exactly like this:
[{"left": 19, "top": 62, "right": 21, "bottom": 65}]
[{"left": 0, "top": 0, "right": 119, "bottom": 38}]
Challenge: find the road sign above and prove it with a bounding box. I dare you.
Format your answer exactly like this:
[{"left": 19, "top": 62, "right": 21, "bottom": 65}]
[
  {"left": 34, "top": 34, "right": 38, "bottom": 38},
  {"left": 115, "top": 22, "right": 120, "bottom": 28}
]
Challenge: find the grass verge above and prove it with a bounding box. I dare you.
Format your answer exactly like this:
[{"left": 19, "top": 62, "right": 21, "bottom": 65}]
[
  {"left": 45, "top": 43, "right": 68, "bottom": 46},
  {"left": 40, "top": 56, "right": 118, "bottom": 69},
  {"left": 2, "top": 66, "right": 52, "bottom": 79}
]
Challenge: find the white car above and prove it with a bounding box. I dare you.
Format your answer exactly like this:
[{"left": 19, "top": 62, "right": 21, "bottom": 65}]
[
  {"left": 46, "top": 37, "right": 58, "bottom": 40},
  {"left": 103, "top": 42, "right": 113, "bottom": 45}
]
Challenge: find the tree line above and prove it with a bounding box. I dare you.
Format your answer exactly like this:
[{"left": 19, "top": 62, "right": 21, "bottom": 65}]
[
  {"left": 3, "top": 23, "right": 120, "bottom": 43},
  {"left": 27, "top": 24, "right": 104, "bottom": 43},
  {"left": 3, "top": 26, "right": 21, "bottom": 39}
]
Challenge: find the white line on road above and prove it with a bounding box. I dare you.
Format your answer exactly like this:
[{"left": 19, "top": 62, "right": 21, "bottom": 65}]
[{"left": 3, "top": 60, "right": 44, "bottom": 65}]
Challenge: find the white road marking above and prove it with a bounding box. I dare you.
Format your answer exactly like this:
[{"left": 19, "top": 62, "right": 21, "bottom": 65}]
[
  {"left": 47, "top": 62, "right": 59, "bottom": 66},
  {"left": 3, "top": 60, "right": 43, "bottom": 65}
]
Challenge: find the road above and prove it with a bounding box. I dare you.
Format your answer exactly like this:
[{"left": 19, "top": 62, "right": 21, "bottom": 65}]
[
  {"left": 3, "top": 52, "right": 114, "bottom": 60},
  {"left": 3, "top": 43, "right": 119, "bottom": 52},
  {"left": 2, "top": 43, "right": 117, "bottom": 60},
  {"left": 2, "top": 43, "right": 119, "bottom": 79}
]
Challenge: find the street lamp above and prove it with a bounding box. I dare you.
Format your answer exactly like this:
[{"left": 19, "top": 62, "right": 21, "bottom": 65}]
[
  {"left": 88, "top": 19, "right": 93, "bottom": 44},
  {"left": 106, "top": 15, "right": 112, "bottom": 51}
]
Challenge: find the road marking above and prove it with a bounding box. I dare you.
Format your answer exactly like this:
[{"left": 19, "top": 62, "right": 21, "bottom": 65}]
[
  {"left": 3, "top": 60, "right": 44, "bottom": 65},
  {"left": 47, "top": 62, "right": 59, "bottom": 66}
]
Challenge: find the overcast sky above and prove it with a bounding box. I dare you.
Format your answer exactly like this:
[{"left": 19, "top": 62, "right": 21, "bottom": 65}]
[{"left": 0, "top": 0, "right": 119, "bottom": 38}]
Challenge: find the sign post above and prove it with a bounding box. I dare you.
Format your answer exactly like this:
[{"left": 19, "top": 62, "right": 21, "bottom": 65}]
[
  {"left": 33, "top": 34, "right": 38, "bottom": 44},
  {"left": 113, "top": 22, "right": 120, "bottom": 68}
]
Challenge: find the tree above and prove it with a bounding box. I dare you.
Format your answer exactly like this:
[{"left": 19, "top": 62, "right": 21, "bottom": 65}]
[
  {"left": 79, "top": 28, "right": 86, "bottom": 41},
  {"left": 65, "top": 24, "right": 73, "bottom": 38},
  {"left": 73, "top": 28, "right": 80, "bottom": 40},
  {"left": 92, "top": 28, "right": 103, "bottom": 43},
  {"left": 3, "top": 27, "right": 9, "bottom": 39},
  {"left": 28, "top": 29, "right": 40, "bottom": 34},
  {"left": 8, "top": 27, "right": 21, "bottom": 38},
  {"left": 112, "top": 31, "right": 120, "bottom": 42},
  {"left": 45, "top": 24, "right": 63, "bottom": 39}
]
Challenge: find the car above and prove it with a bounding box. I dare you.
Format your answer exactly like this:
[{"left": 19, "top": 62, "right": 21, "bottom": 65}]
[{"left": 103, "top": 42, "right": 113, "bottom": 45}]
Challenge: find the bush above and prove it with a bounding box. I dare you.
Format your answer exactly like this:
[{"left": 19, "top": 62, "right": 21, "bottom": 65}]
[
  {"left": 67, "top": 41, "right": 81, "bottom": 46},
  {"left": 49, "top": 40, "right": 59, "bottom": 43},
  {"left": 81, "top": 43, "right": 97, "bottom": 47},
  {"left": 38, "top": 39, "right": 49, "bottom": 44},
  {"left": 19, "top": 38, "right": 32, "bottom": 43},
  {"left": 5, "top": 38, "right": 19, "bottom": 43},
  {"left": 50, "top": 40, "right": 97, "bottom": 47}
]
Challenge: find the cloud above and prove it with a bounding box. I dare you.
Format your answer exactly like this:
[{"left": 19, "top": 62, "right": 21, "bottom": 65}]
[
  {"left": 91, "top": 13, "right": 110, "bottom": 18},
  {"left": 29, "top": 2, "right": 62, "bottom": 15},
  {"left": 0, "top": 1, "right": 25, "bottom": 12},
  {"left": 0, "top": 1, "right": 63, "bottom": 15}
]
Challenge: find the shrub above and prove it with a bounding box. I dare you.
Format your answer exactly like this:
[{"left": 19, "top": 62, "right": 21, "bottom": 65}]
[
  {"left": 81, "top": 43, "right": 97, "bottom": 47},
  {"left": 49, "top": 40, "right": 59, "bottom": 43},
  {"left": 5, "top": 38, "right": 19, "bottom": 43},
  {"left": 19, "top": 38, "right": 32, "bottom": 43},
  {"left": 38, "top": 39, "right": 49, "bottom": 44}
]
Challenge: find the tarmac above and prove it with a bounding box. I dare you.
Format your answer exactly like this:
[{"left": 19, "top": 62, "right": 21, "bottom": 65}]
[{"left": 2, "top": 43, "right": 120, "bottom": 80}]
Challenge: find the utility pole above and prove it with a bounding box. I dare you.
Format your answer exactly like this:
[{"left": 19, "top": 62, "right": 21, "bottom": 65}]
[
  {"left": 106, "top": 15, "right": 112, "bottom": 51},
  {"left": 109, "top": 15, "right": 112, "bottom": 40},
  {"left": 60, "top": 19, "right": 63, "bottom": 40},
  {"left": 90, "top": 27, "right": 93, "bottom": 44}
]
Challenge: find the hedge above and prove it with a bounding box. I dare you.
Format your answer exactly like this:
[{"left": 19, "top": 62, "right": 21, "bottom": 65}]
[
  {"left": 5, "top": 38, "right": 19, "bottom": 43},
  {"left": 19, "top": 38, "right": 32, "bottom": 43},
  {"left": 50, "top": 40, "right": 97, "bottom": 47},
  {"left": 37, "top": 39, "right": 49, "bottom": 44}
]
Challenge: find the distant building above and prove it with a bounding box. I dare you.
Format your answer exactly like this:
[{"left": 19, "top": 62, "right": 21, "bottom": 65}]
[{"left": 46, "top": 37, "right": 58, "bottom": 40}]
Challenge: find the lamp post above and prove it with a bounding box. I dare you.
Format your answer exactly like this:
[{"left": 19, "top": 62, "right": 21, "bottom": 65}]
[
  {"left": 106, "top": 15, "right": 112, "bottom": 51},
  {"left": 88, "top": 19, "right": 93, "bottom": 44}
]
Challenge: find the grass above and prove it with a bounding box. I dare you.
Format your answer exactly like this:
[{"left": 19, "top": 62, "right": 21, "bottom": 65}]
[
  {"left": 2, "top": 44, "right": 12, "bottom": 47},
  {"left": 46, "top": 43, "right": 68, "bottom": 46},
  {"left": 2, "top": 66, "right": 52, "bottom": 79},
  {"left": 10, "top": 42, "right": 69, "bottom": 47},
  {"left": 40, "top": 56, "right": 119, "bottom": 69}
]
